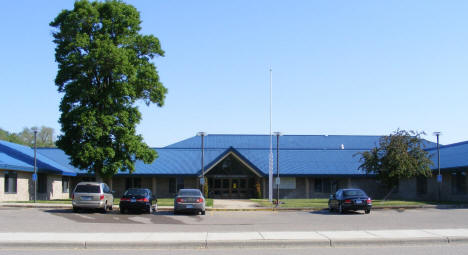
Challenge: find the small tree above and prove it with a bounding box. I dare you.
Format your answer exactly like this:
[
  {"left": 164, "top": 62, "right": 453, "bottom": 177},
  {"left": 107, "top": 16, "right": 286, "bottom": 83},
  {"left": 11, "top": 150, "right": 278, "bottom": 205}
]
[
  {"left": 357, "top": 130, "right": 433, "bottom": 198},
  {"left": 50, "top": 0, "right": 167, "bottom": 179}
]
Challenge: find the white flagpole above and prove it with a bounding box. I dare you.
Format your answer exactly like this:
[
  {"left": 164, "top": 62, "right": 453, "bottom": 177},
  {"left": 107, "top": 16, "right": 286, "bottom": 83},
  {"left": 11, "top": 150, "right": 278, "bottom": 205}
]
[{"left": 269, "top": 67, "right": 273, "bottom": 202}]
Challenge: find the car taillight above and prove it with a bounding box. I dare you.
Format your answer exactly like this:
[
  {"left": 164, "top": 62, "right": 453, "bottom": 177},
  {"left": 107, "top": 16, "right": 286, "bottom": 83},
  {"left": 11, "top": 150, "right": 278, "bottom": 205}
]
[
  {"left": 100, "top": 195, "right": 104, "bottom": 200},
  {"left": 137, "top": 198, "right": 149, "bottom": 202},
  {"left": 176, "top": 198, "right": 184, "bottom": 203},
  {"left": 367, "top": 198, "right": 372, "bottom": 204},
  {"left": 196, "top": 198, "right": 204, "bottom": 203},
  {"left": 72, "top": 194, "right": 74, "bottom": 200},
  {"left": 120, "top": 198, "right": 130, "bottom": 202},
  {"left": 344, "top": 199, "right": 352, "bottom": 203}
]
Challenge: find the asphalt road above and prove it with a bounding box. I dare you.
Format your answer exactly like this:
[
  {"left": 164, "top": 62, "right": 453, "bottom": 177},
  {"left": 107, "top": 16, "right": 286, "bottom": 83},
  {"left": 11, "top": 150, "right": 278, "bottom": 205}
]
[
  {"left": 1, "top": 207, "right": 468, "bottom": 232},
  {"left": 1, "top": 245, "right": 468, "bottom": 255}
]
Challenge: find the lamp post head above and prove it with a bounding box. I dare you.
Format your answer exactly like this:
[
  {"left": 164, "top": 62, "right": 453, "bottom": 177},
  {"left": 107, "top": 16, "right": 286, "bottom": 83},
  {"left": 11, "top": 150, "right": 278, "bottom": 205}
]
[
  {"left": 197, "top": 132, "right": 207, "bottom": 137},
  {"left": 433, "top": 132, "right": 441, "bottom": 137},
  {"left": 273, "top": 132, "right": 283, "bottom": 137}
]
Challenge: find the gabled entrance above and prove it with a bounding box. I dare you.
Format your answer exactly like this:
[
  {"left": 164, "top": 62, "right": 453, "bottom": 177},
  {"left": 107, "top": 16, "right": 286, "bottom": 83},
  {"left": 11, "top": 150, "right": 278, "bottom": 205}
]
[{"left": 205, "top": 152, "right": 262, "bottom": 199}]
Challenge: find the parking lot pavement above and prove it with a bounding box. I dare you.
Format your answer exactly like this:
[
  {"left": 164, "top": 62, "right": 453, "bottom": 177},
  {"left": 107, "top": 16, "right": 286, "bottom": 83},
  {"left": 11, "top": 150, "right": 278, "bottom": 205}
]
[{"left": 2, "top": 207, "right": 468, "bottom": 233}]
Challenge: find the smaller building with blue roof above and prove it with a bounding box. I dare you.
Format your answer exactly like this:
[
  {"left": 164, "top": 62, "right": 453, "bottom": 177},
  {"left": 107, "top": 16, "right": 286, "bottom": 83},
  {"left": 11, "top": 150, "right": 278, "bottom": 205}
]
[{"left": 0, "top": 140, "right": 77, "bottom": 201}]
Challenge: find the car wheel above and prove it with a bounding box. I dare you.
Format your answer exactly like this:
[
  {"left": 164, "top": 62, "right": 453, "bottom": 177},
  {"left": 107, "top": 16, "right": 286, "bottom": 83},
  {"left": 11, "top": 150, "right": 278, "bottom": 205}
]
[
  {"left": 72, "top": 206, "right": 79, "bottom": 213},
  {"left": 120, "top": 208, "right": 125, "bottom": 214},
  {"left": 365, "top": 209, "right": 371, "bottom": 214},
  {"left": 201, "top": 210, "right": 206, "bottom": 215},
  {"left": 338, "top": 204, "right": 343, "bottom": 214},
  {"left": 328, "top": 204, "right": 333, "bottom": 212},
  {"left": 109, "top": 205, "right": 113, "bottom": 211},
  {"left": 101, "top": 201, "right": 108, "bottom": 214}
]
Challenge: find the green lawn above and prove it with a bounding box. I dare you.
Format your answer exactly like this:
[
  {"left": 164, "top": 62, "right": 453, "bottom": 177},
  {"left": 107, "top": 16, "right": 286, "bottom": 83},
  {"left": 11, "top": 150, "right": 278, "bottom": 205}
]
[
  {"left": 10, "top": 199, "right": 73, "bottom": 204},
  {"left": 10, "top": 198, "right": 214, "bottom": 207},
  {"left": 250, "top": 199, "right": 465, "bottom": 208}
]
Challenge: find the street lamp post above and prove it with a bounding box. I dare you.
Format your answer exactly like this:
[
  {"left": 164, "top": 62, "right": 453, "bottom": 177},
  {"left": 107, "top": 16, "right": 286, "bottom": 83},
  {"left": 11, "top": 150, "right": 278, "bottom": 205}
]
[
  {"left": 273, "top": 132, "right": 282, "bottom": 206},
  {"left": 433, "top": 132, "right": 441, "bottom": 202},
  {"left": 33, "top": 130, "right": 37, "bottom": 203},
  {"left": 197, "top": 132, "right": 207, "bottom": 193}
]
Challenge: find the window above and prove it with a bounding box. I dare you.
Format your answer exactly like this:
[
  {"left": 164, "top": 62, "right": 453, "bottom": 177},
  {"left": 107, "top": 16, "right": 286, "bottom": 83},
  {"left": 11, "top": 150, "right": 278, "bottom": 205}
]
[
  {"left": 102, "top": 184, "right": 111, "bottom": 194},
  {"left": 125, "top": 177, "right": 141, "bottom": 190},
  {"left": 314, "top": 178, "right": 333, "bottom": 193},
  {"left": 452, "top": 172, "right": 467, "bottom": 194},
  {"left": 314, "top": 179, "right": 322, "bottom": 192},
  {"left": 323, "top": 179, "right": 331, "bottom": 193},
  {"left": 62, "top": 177, "right": 70, "bottom": 193},
  {"left": 4, "top": 171, "right": 17, "bottom": 193},
  {"left": 176, "top": 177, "right": 184, "bottom": 191},
  {"left": 279, "top": 177, "right": 296, "bottom": 189},
  {"left": 75, "top": 184, "right": 100, "bottom": 193},
  {"left": 169, "top": 178, "right": 176, "bottom": 194},
  {"left": 416, "top": 176, "right": 427, "bottom": 195},
  {"left": 38, "top": 174, "right": 47, "bottom": 193}
]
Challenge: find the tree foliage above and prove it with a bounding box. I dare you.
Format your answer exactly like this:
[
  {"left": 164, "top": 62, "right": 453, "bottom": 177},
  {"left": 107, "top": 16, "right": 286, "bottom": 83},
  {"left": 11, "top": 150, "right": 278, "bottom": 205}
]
[
  {"left": 50, "top": 0, "right": 167, "bottom": 178},
  {"left": 0, "top": 126, "right": 55, "bottom": 147},
  {"left": 357, "top": 129, "right": 433, "bottom": 189}
]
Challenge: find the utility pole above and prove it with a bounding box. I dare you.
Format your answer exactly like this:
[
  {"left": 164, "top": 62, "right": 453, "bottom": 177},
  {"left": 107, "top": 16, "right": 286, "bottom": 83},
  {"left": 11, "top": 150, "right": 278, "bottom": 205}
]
[
  {"left": 273, "top": 132, "right": 282, "bottom": 205},
  {"left": 434, "top": 132, "right": 441, "bottom": 202},
  {"left": 34, "top": 130, "right": 38, "bottom": 203},
  {"left": 197, "top": 132, "right": 207, "bottom": 194},
  {"left": 269, "top": 67, "right": 273, "bottom": 202}
]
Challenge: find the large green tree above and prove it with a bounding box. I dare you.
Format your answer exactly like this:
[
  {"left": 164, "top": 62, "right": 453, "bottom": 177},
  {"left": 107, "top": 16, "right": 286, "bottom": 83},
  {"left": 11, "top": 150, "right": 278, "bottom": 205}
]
[
  {"left": 50, "top": 0, "right": 167, "bottom": 179},
  {"left": 357, "top": 130, "right": 433, "bottom": 194}
]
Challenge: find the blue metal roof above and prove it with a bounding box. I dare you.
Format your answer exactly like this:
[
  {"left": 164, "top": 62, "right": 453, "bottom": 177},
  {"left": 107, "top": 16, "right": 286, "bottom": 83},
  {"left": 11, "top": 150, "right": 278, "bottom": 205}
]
[
  {"left": 1, "top": 134, "right": 458, "bottom": 177},
  {"left": 236, "top": 149, "right": 366, "bottom": 176},
  {"left": 0, "top": 152, "right": 34, "bottom": 172},
  {"left": 427, "top": 141, "right": 468, "bottom": 170},
  {"left": 0, "top": 140, "right": 77, "bottom": 176},
  {"left": 122, "top": 148, "right": 228, "bottom": 175},
  {"left": 167, "top": 134, "right": 437, "bottom": 150},
  {"left": 166, "top": 134, "right": 385, "bottom": 150}
]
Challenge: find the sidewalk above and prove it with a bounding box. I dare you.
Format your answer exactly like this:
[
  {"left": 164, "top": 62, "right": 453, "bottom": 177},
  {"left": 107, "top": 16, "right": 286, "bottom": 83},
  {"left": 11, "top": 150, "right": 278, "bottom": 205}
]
[{"left": 1, "top": 229, "right": 468, "bottom": 249}]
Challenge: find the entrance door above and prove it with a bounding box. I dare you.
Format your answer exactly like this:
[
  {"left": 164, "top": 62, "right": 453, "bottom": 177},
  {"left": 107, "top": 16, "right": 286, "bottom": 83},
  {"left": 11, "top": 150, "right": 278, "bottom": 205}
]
[{"left": 209, "top": 177, "right": 252, "bottom": 199}]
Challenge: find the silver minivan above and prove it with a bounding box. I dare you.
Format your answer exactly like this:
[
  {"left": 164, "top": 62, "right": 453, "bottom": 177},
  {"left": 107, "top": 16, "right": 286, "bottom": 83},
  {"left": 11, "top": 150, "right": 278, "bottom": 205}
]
[{"left": 72, "top": 182, "right": 113, "bottom": 213}]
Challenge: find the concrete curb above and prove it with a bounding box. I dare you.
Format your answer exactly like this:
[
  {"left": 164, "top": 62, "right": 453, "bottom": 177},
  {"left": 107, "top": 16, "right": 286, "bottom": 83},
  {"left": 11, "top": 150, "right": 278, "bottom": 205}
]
[{"left": 1, "top": 230, "right": 468, "bottom": 249}]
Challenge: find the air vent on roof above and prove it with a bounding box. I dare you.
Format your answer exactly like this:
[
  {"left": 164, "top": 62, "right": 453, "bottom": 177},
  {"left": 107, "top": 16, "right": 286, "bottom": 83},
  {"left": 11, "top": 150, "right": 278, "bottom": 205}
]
[{"left": 341, "top": 144, "right": 344, "bottom": 150}]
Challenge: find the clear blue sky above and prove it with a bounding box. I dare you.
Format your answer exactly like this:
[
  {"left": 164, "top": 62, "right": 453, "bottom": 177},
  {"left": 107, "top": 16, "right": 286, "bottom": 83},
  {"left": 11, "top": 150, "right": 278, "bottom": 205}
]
[{"left": 0, "top": 0, "right": 467, "bottom": 147}]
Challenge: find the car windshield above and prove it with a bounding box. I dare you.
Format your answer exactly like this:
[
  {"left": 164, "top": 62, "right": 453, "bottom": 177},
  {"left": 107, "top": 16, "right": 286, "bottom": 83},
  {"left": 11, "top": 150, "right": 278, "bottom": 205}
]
[
  {"left": 75, "top": 185, "right": 100, "bottom": 193},
  {"left": 124, "top": 189, "right": 147, "bottom": 196},
  {"left": 343, "top": 190, "right": 367, "bottom": 197},
  {"left": 178, "top": 190, "right": 201, "bottom": 196}
]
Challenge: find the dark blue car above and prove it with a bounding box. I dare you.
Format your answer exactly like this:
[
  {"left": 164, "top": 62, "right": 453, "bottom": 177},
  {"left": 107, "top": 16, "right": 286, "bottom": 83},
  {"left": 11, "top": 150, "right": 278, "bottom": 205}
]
[
  {"left": 119, "top": 188, "right": 156, "bottom": 214},
  {"left": 328, "top": 188, "right": 372, "bottom": 214}
]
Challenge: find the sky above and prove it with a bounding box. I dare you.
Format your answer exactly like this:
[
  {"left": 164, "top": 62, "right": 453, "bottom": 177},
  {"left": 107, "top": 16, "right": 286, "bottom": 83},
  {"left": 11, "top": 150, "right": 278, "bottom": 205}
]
[{"left": 0, "top": 0, "right": 467, "bottom": 147}]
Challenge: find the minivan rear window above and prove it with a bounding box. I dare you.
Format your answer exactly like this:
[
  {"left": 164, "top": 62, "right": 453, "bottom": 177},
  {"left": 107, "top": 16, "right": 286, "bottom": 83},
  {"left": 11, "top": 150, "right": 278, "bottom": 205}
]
[{"left": 75, "top": 185, "right": 100, "bottom": 193}]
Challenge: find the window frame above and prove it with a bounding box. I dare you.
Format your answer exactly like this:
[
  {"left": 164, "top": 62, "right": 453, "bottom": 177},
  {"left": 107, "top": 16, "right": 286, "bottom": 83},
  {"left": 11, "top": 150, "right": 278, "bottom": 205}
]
[
  {"left": 62, "top": 177, "right": 70, "bottom": 193},
  {"left": 37, "top": 174, "right": 47, "bottom": 194},
  {"left": 4, "top": 171, "right": 18, "bottom": 194}
]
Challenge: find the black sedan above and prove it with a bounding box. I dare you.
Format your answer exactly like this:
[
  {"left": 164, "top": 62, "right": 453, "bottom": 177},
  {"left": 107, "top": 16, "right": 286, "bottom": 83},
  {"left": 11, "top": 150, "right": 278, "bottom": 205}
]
[
  {"left": 328, "top": 188, "right": 372, "bottom": 214},
  {"left": 119, "top": 188, "right": 156, "bottom": 214}
]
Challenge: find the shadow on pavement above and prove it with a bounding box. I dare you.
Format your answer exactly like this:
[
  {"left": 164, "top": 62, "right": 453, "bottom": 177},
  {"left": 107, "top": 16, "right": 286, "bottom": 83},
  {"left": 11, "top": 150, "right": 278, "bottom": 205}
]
[{"left": 309, "top": 209, "right": 364, "bottom": 215}]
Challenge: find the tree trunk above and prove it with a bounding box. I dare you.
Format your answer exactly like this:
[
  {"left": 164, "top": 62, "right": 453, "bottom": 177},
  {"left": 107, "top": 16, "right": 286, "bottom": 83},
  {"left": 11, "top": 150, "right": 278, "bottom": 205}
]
[{"left": 382, "top": 186, "right": 396, "bottom": 201}]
